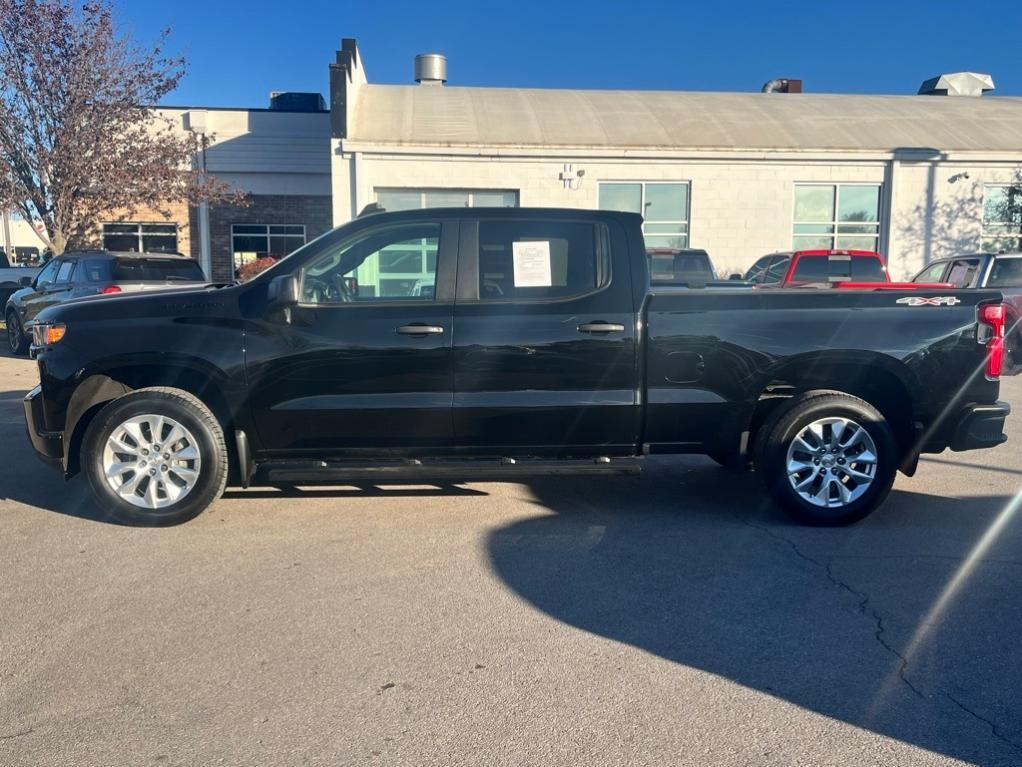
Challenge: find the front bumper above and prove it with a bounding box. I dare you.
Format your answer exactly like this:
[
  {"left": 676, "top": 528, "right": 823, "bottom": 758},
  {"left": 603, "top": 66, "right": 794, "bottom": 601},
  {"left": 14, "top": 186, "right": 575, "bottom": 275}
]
[
  {"left": 23, "top": 384, "right": 63, "bottom": 472},
  {"left": 950, "top": 401, "right": 1011, "bottom": 452}
]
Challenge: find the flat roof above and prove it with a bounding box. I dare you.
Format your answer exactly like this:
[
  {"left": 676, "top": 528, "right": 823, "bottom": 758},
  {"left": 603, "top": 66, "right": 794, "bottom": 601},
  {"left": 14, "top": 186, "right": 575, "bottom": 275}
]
[{"left": 348, "top": 84, "right": 1022, "bottom": 153}]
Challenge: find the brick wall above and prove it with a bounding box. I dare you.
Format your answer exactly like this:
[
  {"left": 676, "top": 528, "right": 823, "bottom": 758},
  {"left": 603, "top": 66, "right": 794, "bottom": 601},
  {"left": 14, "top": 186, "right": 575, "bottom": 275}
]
[{"left": 196, "top": 194, "right": 333, "bottom": 281}]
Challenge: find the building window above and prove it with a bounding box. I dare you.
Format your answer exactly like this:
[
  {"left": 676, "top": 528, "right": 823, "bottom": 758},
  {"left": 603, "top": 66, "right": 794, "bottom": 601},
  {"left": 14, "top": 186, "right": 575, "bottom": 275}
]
[
  {"left": 231, "top": 224, "right": 306, "bottom": 269},
  {"left": 982, "top": 185, "right": 1022, "bottom": 252},
  {"left": 375, "top": 188, "right": 518, "bottom": 210},
  {"left": 598, "top": 182, "right": 690, "bottom": 248},
  {"left": 102, "top": 222, "right": 178, "bottom": 253},
  {"left": 793, "top": 184, "right": 881, "bottom": 252}
]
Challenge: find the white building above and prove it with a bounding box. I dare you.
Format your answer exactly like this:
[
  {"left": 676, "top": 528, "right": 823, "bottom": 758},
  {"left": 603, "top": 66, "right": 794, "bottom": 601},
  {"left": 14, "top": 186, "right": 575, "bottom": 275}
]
[{"left": 329, "top": 39, "right": 1022, "bottom": 280}]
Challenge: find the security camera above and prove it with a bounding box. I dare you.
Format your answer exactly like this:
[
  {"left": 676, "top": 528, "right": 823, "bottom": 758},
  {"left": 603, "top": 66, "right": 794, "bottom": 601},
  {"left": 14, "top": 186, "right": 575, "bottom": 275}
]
[{"left": 577, "top": 169, "right": 585, "bottom": 178}]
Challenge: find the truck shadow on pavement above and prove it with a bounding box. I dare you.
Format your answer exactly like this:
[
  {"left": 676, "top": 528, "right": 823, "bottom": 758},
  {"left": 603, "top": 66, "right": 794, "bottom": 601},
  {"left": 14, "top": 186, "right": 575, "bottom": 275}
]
[{"left": 489, "top": 464, "right": 1022, "bottom": 767}]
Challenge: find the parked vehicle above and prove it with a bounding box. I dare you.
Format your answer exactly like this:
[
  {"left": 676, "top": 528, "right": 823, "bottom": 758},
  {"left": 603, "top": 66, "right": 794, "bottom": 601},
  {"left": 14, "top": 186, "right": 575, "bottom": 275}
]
[
  {"left": 744, "top": 249, "right": 953, "bottom": 289},
  {"left": 6, "top": 250, "right": 206, "bottom": 355},
  {"left": 647, "top": 247, "right": 717, "bottom": 286},
  {"left": 0, "top": 251, "right": 42, "bottom": 309},
  {"left": 23, "top": 208, "right": 1009, "bottom": 527},
  {"left": 911, "top": 252, "right": 1022, "bottom": 373}
]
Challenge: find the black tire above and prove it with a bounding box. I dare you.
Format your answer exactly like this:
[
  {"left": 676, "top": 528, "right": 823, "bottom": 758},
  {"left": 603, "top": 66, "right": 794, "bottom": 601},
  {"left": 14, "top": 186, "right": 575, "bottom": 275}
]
[
  {"left": 6, "top": 311, "right": 29, "bottom": 355},
  {"left": 82, "top": 387, "right": 228, "bottom": 526},
  {"left": 755, "top": 390, "right": 897, "bottom": 526}
]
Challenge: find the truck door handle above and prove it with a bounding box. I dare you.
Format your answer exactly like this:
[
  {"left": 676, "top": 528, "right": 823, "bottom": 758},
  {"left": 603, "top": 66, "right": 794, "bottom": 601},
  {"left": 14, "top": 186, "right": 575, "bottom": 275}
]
[
  {"left": 396, "top": 323, "right": 445, "bottom": 336},
  {"left": 577, "top": 322, "right": 625, "bottom": 334}
]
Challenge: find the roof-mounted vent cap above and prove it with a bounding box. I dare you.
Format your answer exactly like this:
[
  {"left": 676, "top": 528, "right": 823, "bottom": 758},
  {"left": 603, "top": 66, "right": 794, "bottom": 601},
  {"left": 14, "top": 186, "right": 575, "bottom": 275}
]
[
  {"left": 415, "top": 53, "right": 447, "bottom": 86},
  {"left": 918, "top": 72, "right": 995, "bottom": 97}
]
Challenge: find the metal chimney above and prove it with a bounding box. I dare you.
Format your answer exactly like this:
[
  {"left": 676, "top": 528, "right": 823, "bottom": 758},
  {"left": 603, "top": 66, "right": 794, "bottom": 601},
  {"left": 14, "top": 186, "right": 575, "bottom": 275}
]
[{"left": 414, "top": 53, "right": 447, "bottom": 85}]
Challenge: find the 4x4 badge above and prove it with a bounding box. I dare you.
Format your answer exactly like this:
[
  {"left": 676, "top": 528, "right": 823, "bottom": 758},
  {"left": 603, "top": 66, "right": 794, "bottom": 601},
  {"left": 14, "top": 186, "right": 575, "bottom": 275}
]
[{"left": 896, "top": 296, "right": 961, "bottom": 307}]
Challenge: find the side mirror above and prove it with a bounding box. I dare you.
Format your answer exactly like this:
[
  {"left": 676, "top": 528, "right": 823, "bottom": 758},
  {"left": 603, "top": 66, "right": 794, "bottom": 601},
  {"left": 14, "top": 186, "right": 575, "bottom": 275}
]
[
  {"left": 266, "top": 274, "right": 299, "bottom": 312},
  {"left": 19, "top": 276, "right": 32, "bottom": 287}
]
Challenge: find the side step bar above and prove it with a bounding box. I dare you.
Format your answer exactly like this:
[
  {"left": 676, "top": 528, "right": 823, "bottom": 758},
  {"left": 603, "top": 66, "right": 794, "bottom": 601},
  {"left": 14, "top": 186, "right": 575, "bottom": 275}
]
[{"left": 260, "top": 457, "right": 641, "bottom": 484}]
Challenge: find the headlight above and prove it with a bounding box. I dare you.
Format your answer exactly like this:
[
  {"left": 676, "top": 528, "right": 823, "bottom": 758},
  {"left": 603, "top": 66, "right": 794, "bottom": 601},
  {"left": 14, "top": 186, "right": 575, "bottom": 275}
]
[{"left": 32, "top": 323, "right": 66, "bottom": 346}]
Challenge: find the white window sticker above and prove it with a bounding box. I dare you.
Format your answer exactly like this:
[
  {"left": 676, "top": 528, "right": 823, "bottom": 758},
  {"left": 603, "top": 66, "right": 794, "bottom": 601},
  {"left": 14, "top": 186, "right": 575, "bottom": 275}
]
[{"left": 512, "top": 241, "right": 552, "bottom": 287}]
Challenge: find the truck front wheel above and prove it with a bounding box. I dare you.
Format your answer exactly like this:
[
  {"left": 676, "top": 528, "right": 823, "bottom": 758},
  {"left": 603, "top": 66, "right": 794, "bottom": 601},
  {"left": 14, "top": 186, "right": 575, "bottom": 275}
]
[
  {"left": 756, "top": 391, "right": 897, "bottom": 525},
  {"left": 82, "top": 387, "right": 228, "bottom": 526}
]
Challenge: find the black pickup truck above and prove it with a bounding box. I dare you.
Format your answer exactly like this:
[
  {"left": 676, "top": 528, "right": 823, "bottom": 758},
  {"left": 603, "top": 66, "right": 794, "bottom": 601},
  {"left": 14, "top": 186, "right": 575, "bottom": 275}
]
[{"left": 23, "top": 208, "right": 1010, "bottom": 526}]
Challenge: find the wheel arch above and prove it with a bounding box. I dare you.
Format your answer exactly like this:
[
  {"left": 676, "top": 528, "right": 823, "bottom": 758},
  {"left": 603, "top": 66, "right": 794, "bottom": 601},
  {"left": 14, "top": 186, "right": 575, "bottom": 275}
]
[
  {"left": 65, "top": 360, "right": 240, "bottom": 478},
  {"left": 744, "top": 351, "right": 919, "bottom": 468}
]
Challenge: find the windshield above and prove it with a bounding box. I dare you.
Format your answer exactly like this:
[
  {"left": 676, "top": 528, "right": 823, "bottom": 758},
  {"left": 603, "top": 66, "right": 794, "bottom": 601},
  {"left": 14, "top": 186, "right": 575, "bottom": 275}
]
[
  {"left": 987, "top": 258, "right": 1022, "bottom": 288},
  {"left": 791, "top": 255, "right": 885, "bottom": 283},
  {"left": 113, "top": 258, "right": 205, "bottom": 282}
]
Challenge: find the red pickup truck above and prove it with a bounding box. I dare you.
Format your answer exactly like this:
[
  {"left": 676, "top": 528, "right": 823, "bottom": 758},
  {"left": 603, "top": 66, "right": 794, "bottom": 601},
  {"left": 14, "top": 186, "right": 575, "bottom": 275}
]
[{"left": 744, "top": 250, "right": 952, "bottom": 289}]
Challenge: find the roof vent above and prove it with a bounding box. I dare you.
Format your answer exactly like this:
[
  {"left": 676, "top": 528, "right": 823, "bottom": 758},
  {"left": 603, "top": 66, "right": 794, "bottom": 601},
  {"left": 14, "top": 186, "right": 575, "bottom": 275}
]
[
  {"left": 918, "top": 72, "right": 994, "bottom": 97},
  {"left": 414, "top": 53, "right": 447, "bottom": 86},
  {"left": 762, "top": 78, "right": 802, "bottom": 94}
]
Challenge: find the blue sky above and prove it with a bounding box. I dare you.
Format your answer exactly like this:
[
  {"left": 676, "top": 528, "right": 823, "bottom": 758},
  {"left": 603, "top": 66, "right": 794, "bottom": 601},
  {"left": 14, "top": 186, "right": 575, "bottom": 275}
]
[{"left": 118, "top": 0, "right": 1022, "bottom": 107}]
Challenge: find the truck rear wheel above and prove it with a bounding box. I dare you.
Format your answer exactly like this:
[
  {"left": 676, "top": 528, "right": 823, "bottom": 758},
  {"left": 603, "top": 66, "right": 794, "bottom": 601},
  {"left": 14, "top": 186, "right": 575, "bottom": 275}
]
[
  {"left": 82, "top": 387, "right": 228, "bottom": 526},
  {"left": 756, "top": 391, "right": 897, "bottom": 525}
]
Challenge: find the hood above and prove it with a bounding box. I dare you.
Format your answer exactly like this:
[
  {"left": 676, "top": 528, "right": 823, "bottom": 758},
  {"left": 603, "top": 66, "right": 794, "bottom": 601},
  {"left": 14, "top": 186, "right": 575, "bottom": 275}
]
[{"left": 34, "top": 283, "right": 238, "bottom": 326}]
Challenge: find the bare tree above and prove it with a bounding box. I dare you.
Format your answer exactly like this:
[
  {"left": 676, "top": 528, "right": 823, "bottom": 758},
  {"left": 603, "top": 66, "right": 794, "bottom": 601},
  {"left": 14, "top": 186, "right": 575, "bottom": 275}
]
[{"left": 0, "top": 0, "right": 237, "bottom": 254}]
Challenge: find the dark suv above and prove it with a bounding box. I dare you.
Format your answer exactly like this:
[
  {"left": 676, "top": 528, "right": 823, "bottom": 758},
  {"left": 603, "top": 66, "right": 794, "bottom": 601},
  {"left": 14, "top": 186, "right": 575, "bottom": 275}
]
[{"left": 6, "top": 250, "right": 206, "bottom": 354}]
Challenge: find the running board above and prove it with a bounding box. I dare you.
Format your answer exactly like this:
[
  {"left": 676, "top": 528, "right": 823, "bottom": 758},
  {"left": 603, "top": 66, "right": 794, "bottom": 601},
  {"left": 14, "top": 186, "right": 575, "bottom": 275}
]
[{"left": 260, "top": 457, "right": 641, "bottom": 484}]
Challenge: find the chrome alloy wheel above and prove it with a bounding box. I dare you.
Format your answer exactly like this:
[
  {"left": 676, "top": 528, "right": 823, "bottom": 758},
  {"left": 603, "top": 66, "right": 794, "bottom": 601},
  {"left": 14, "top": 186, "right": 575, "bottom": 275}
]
[
  {"left": 785, "top": 417, "right": 878, "bottom": 508},
  {"left": 102, "top": 414, "right": 202, "bottom": 509}
]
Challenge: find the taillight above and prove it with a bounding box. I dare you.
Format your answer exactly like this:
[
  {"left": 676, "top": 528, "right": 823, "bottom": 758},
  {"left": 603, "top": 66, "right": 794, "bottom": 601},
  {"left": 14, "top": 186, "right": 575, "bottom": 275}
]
[
  {"left": 99, "top": 285, "right": 122, "bottom": 294},
  {"left": 980, "top": 303, "right": 1006, "bottom": 380}
]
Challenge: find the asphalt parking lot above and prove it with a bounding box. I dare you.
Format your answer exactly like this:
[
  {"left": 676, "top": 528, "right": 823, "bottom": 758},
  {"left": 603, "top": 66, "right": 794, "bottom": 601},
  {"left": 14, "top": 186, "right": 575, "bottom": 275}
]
[{"left": 2, "top": 350, "right": 1022, "bottom": 767}]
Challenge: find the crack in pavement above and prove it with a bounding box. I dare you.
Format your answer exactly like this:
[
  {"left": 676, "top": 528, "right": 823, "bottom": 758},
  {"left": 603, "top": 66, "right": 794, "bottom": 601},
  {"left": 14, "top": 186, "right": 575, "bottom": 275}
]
[
  {"left": 945, "top": 692, "right": 1022, "bottom": 754},
  {"left": 741, "top": 518, "right": 924, "bottom": 698},
  {"left": 0, "top": 727, "right": 33, "bottom": 740},
  {"left": 741, "top": 517, "right": 1022, "bottom": 755}
]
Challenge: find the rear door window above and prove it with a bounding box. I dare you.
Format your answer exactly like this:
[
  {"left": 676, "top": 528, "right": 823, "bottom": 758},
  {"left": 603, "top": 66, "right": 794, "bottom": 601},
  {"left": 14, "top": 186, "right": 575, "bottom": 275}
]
[
  {"left": 113, "top": 258, "right": 205, "bottom": 282},
  {"left": 476, "top": 220, "right": 604, "bottom": 300},
  {"left": 54, "top": 259, "right": 76, "bottom": 284}
]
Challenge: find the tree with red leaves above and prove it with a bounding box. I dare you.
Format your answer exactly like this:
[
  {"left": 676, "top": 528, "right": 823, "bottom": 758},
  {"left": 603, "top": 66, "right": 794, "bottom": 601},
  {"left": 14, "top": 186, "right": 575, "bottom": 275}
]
[{"left": 0, "top": 0, "right": 237, "bottom": 254}]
